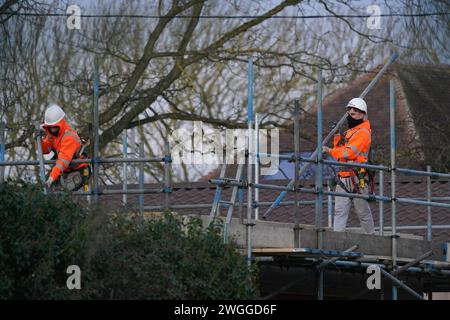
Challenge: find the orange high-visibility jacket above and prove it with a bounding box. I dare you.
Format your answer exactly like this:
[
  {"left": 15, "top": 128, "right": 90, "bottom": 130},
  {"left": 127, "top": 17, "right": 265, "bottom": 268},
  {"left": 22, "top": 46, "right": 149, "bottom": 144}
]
[
  {"left": 41, "top": 119, "right": 87, "bottom": 181},
  {"left": 329, "top": 120, "right": 371, "bottom": 178}
]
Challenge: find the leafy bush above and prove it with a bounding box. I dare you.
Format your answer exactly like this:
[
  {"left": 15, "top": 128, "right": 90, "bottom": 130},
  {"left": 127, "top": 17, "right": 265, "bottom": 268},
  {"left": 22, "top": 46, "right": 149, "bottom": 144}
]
[
  {"left": 0, "top": 180, "right": 87, "bottom": 299},
  {"left": 82, "top": 213, "right": 257, "bottom": 299},
  {"left": 0, "top": 180, "right": 257, "bottom": 299}
]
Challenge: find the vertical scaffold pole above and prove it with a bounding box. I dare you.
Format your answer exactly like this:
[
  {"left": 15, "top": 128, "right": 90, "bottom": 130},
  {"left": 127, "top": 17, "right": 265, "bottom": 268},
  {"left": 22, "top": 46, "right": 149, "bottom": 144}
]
[
  {"left": 327, "top": 181, "right": 333, "bottom": 228},
  {"left": 123, "top": 131, "right": 128, "bottom": 206},
  {"left": 0, "top": 121, "right": 5, "bottom": 183},
  {"left": 427, "top": 165, "right": 432, "bottom": 241},
  {"left": 246, "top": 56, "right": 254, "bottom": 267},
  {"left": 35, "top": 122, "right": 47, "bottom": 194},
  {"left": 315, "top": 70, "right": 324, "bottom": 301},
  {"left": 139, "top": 143, "right": 144, "bottom": 215},
  {"left": 294, "top": 100, "right": 301, "bottom": 248},
  {"left": 92, "top": 59, "right": 100, "bottom": 203},
  {"left": 315, "top": 70, "right": 324, "bottom": 248},
  {"left": 164, "top": 140, "right": 172, "bottom": 211},
  {"left": 379, "top": 170, "right": 384, "bottom": 236},
  {"left": 390, "top": 79, "right": 398, "bottom": 300},
  {"left": 254, "top": 113, "right": 260, "bottom": 220}
]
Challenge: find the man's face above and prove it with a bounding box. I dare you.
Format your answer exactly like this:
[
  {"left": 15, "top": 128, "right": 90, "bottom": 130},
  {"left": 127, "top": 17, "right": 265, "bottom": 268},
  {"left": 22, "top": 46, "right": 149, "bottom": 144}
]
[
  {"left": 48, "top": 126, "right": 60, "bottom": 136},
  {"left": 347, "top": 107, "right": 365, "bottom": 120}
]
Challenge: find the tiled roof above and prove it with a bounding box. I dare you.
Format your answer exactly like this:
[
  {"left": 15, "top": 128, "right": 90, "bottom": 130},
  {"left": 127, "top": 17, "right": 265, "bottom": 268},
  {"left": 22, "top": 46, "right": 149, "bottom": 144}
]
[{"left": 396, "top": 64, "right": 450, "bottom": 172}]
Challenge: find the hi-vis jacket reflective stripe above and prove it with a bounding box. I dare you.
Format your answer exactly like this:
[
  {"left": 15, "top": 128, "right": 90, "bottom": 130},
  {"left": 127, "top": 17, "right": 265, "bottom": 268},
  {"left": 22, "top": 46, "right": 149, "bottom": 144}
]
[
  {"left": 41, "top": 118, "right": 87, "bottom": 181},
  {"left": 329, "top": 120, "right": 371, "bottom": 178}
]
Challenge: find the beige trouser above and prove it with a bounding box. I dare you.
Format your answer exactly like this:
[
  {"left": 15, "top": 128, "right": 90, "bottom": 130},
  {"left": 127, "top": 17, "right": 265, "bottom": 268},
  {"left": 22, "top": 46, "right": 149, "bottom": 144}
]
[{"left": 333, "top": 177, "right": 375, "bottom": 234}]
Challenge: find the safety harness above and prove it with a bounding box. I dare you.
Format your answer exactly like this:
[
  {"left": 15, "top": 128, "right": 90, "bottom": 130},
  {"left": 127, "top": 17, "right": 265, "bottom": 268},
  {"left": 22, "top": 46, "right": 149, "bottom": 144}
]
[
  {"left": 50, "top": 132, "right": 91, "bottom": 191},
  {"left": 333, "top": 128, "right": 376, "bottom": 200}
]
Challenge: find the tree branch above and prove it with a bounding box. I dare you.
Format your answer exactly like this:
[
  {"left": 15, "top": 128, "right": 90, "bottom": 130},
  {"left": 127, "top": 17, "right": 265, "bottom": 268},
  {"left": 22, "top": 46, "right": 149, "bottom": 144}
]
[
  {"left": 97, "top": 0, "right": 302, "bottom": 149},
  {"left": 98, "top": 0, "right": 204, "bottom": 126}
]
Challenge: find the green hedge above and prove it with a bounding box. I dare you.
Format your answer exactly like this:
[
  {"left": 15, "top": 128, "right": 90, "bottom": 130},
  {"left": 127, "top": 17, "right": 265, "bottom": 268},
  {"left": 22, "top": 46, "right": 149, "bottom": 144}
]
[
  {"left": 0, "top": 180, "right": 257, "bottom": 299},
  {"left": 0, "top": 180, "right": 87, "bottom": 299}
]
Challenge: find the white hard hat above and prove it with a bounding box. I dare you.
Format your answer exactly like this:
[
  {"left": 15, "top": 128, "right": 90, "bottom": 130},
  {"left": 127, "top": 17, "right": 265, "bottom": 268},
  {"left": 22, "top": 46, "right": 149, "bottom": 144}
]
[
  {"left": 44, "top": 104, "right": 65, "bottom": 126},
  {"left": 346, "top": 98, "right": 367, "bottom": 114}
]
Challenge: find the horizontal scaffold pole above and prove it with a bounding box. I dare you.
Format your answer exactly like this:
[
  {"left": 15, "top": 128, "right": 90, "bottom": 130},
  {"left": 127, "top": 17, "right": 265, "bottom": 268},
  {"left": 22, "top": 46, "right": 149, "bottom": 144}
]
[{"left": 0, "top": 157, "right": 165, "bottom": 166}]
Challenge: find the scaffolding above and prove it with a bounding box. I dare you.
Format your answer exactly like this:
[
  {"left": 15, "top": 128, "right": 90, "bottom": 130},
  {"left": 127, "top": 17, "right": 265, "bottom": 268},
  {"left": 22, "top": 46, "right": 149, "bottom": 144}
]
[
  {"left": 0, "top": 59, "right": 173, "bottom": 215},
  {"left": 1, "top": 53, "right": 450, "bottom": 299},
  {"left": 209, "top": 53, "right": 450, "bottom": 299}
]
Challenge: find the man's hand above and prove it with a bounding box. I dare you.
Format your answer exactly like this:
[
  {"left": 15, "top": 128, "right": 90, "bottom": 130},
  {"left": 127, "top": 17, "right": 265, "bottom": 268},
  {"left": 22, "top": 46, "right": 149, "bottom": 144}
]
[
  {"left": 46, "top": 177, "right": 55, "bottom": 188},
  {"left": 322, "top": 146, "right": 331, "bottom": 153},
  {"left": 34, "top": 127, "right": 46, "bottom": 140}
]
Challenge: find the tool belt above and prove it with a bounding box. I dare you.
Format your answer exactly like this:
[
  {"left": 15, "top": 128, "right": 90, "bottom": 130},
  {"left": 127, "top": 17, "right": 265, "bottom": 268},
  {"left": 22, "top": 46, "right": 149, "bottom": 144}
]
[
  {"left": 50, "top": 142, "right": 91, "bottom": 191},
  {"left": 335, "top": 167, "right": 376, "bottom": 201},
  {"left": 59, "top": 165, "right": 91, "bottom": 191}
]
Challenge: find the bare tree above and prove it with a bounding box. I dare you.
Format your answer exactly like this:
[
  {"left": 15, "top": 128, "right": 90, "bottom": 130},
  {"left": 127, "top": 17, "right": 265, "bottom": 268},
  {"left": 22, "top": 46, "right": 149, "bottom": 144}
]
[{"left": 1, "top": 0, "right": 448, "bottom": 182}]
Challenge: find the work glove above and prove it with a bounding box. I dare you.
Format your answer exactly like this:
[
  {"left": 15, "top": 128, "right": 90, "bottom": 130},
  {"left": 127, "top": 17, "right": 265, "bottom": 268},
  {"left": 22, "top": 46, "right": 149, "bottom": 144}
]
[
  {"left": 46, "top": 177, "right": 55, "bottom": 188},
  {"left": 34, "top": 126, "right": 46, "bottom": 140}
]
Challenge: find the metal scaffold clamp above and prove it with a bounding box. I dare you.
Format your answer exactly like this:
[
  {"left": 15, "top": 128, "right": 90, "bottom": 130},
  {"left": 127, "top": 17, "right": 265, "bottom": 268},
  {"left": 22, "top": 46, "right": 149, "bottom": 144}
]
[{"left": 163, "top": 187, "right": 172, "bottom": 193}]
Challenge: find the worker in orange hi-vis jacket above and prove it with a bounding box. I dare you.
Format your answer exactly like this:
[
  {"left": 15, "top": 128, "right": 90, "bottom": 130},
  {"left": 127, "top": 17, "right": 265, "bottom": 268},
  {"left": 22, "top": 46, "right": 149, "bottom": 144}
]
[
  {"left": 322, "top": 98, "right": 375, "bottom": 234},
  {"left": 36, "top": 104, "right": 90, "bottom": 191}
]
